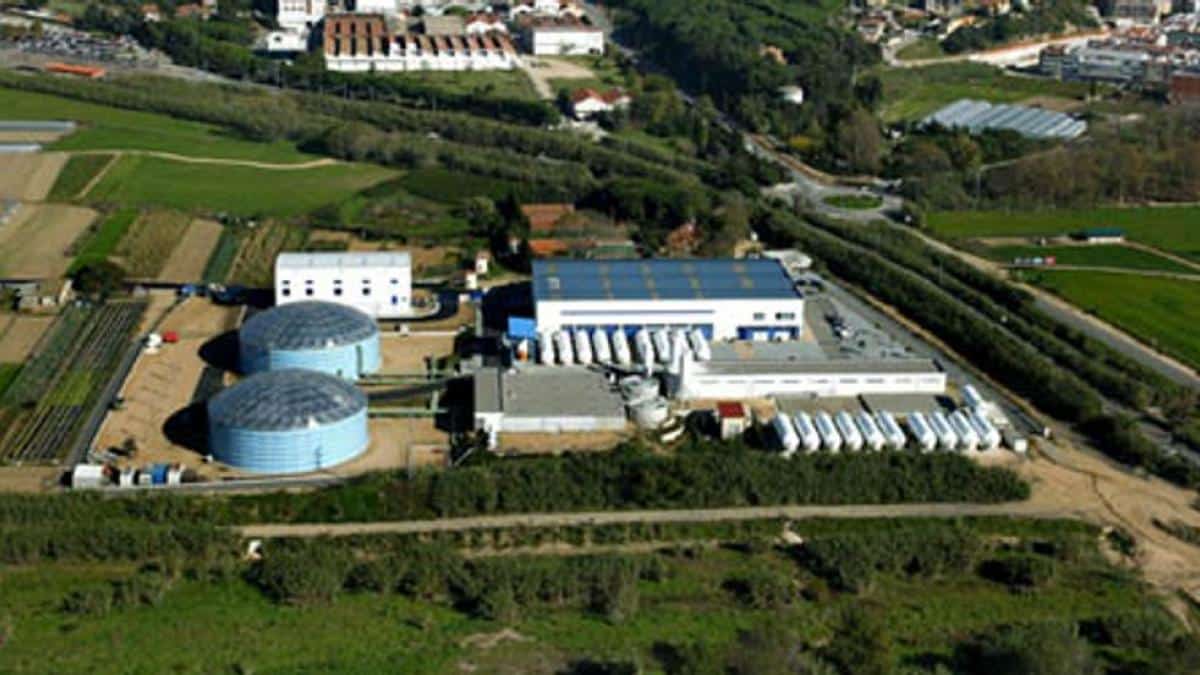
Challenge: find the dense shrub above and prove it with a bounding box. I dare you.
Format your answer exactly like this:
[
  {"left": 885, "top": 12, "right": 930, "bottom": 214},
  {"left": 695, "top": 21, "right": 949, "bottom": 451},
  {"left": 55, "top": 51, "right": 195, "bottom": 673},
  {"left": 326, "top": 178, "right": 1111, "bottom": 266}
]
[
  {"left": 980, "top": 554, "right": 1058, "bottom": 590},
  {"left": 800, "top": 524, "right": 983, "bottom": 592}
]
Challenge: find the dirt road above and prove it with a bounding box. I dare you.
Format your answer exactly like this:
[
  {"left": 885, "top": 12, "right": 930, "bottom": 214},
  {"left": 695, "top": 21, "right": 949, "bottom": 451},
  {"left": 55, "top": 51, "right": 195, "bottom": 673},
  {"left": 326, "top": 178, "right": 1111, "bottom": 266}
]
[{"left": 70, "top": 149, "right": 338, "bottom": 171}]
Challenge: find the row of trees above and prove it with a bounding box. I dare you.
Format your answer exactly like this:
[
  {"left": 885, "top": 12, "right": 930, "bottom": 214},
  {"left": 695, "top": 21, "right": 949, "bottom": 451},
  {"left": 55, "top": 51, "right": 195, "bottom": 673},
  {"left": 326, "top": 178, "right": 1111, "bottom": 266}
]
[{"left": 941, "top": 0, "right": 1096, "bottom": 55}]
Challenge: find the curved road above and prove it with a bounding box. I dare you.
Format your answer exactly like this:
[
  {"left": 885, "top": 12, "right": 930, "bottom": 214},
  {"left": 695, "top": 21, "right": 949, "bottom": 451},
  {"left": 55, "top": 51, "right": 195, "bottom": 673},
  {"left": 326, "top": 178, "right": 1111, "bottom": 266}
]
[
  {"left": 70, "top": 149, "right": 339, "bottom": 170},
  {"left": 239, "top": 501, "right": 1063, "bottom": 539}
]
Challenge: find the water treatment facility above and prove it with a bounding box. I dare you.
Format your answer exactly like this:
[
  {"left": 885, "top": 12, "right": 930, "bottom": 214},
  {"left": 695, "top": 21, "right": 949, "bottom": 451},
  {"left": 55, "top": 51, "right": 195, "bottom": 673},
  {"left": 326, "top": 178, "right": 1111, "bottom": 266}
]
[{"left": 239, "top": 301, "right": 381, "bottom": 380}]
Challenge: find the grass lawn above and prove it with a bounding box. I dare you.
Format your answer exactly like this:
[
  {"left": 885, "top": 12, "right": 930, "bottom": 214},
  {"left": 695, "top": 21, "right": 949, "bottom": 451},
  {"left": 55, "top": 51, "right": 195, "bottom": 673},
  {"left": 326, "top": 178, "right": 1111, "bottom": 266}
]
[
  {"left": 929, "top": 206, "right": 1200, "bottom": 260},
  {"left": 68, "top": 207, "right": 138, "bottom": 274},
  {"left": 896, "top": 38, "right": 946, "bottom": 61},
  {"left": 383, "top": 69, "right": 540, "bottom": 101},
  {"left": 824, "top": 193, "right": 883, "bottom": 210},
  {"left": 0, "top": 88, "right": 317, "bottom": 164},
  {"left": 982, "top": 244, "right": 1197, "bottom": 274},
  {"left": 1027, "top": 270, "right": 1200, "bottom": 369},
  {"left": 877, "top": 63, "right": 1093, "bottom": 122},
  {"left": 85, "top": 156, "right": 397, "bottom": 217},
  {"left": 47, "top": 153, "right": 113, "bottom": 201}
]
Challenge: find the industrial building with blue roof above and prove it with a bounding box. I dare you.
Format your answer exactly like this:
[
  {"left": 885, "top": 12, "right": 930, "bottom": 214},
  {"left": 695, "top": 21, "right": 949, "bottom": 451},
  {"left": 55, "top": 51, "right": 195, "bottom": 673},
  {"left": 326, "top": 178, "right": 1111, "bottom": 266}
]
[{"left": 533, "top": 258, "right": 805, "bottom": 341}]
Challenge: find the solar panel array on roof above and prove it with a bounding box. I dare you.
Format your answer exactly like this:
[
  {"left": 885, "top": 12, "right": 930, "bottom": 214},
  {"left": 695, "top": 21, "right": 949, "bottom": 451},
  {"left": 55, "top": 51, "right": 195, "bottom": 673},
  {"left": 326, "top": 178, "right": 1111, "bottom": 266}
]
[
  {"left": 533, "top": 259, "right": 800, "bottom": 301},
  {"left": 921, "top": 99, "right": 1087, "bottom": 140}
]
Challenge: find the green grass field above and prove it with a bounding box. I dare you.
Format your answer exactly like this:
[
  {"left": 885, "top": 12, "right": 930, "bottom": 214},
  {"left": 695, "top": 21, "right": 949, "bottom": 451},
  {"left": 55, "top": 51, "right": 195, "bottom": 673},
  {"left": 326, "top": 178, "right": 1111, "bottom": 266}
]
[
  {"left": 1028, "top": 271, "right": 1200, "bottom": 369},
  {"left": 68, "top": 207, "right": 138, "bottom": 273},
  {"left": 929, "top": 206, "right": 1200, "bottom": 260},
  {"left": 547, "top": 55, "right": 631, "bottom": 95},
  {"left": 0, "top": 363, "right": 21, "bottom": 399},
  {"left": 0, "top": 88, "right": 317, "bottom": 164},
  {"left": 896, "top": 38, "right": 946, "bottom": 61},
  {"left": 877, "top": 63, "right": 1093, "bottom": 122},
  {"left": 85, "top": 156, "right": 397, "bottom": 217},
  {"left": 46, "top": 153, "right": 112, "bottom": 201},
  {"left": 983, "top": 244, "right": 1197, "bottom": 274},
  {"left": 386, "top": 69, "right": 540, "bottom": 101}
]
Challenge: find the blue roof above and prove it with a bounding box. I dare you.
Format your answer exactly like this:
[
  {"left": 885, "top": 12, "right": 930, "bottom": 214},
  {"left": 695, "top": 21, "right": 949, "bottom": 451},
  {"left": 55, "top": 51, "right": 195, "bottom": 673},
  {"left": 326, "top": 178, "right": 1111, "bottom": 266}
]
[{"left": 533, "top": 259, "right": 800, "bottom": 302}]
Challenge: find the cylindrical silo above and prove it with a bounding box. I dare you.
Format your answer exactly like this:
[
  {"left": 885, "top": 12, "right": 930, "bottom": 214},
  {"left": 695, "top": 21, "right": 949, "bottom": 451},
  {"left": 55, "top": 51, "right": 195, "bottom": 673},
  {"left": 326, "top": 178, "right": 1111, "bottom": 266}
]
[
  {"left": 688, "top": 329, "right": 711, "bottom": 361},
  {"left": 772, "top": 413, "right": 800, "bottom": 457},
  {"left": 875, "top": 411, "right": 906, "bottom": 450},
  {"left": 554, "top": 330, "right": 574, "bottom": 365},
  {"left": 792, "top": 412, "right": 821, "bottom": 453},
  {"left": 815, "top": 411, "right": 842, "bottom": 453},
  {"left": 652, "top": 329, "right": 672, "bottom": 364},
  {"left": 239, "top": 301, "right": 380, "bottom": 380},
  {"left": 906, "top": 412, "right": 936, "bottom": 453},
  {"left": 949, "top": 410, "right": 979, "bottom": 452},
  {"left": 854, "top": 411, "right": 885, "bottom": 451},
  {"left": 612, "top": 330, "right": 633, "bottom": 366},
  {"left": 929, "top": 410, "right": 959, "bottom": 451},
  {"left": 835, "top": 411, "right": 863, "bottom": 452},
  {"left": 207, "top": 369, "right": 369, "bottom": 474},
  {"left": 592, "top": 330, "right": 612, "bottom": 365},
  {"left": 573, "top": 329, "right": 593, "bottom": 365}
]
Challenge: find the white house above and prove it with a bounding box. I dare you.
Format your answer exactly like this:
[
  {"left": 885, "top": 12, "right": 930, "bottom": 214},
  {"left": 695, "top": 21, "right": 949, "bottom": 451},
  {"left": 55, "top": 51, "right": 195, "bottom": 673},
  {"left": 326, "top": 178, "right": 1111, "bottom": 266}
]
[
  {"left": 275, "top": 251, "right": 413, "bottom": 319},
  {"left": 277, "top": 0, "right": 326, "bottom": 29},
  {"left": 533, "top": 259, "right": 806, "bottom": 341},
  {"left": 570, "top": 88, "right": 631, "bottom": 119},
  {"left": 354, "top": 0, "right": 400, "bottom": 14},
  {"left": 510, "top": 0, "right": 566, "bottom": 16},
  {"left": 527, "top": 18, "right": 604, "bottom": 55},
  {"left": 465, "top": 13, "right": 508, "bottom": 34}
]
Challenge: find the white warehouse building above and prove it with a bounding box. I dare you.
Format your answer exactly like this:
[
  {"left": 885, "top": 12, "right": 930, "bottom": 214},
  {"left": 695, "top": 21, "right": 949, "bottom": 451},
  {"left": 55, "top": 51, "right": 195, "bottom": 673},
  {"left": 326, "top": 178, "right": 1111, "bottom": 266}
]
[
  {"left": 275, "top": 252, "right": 412, "bottom": 319},
  {"left": 676, "top": 357, "right": 947, "bottom": 400},
  {"left": 533, "top": 259, "right": 806, "bottom": 342},
  {"left": 527, "top": 21, "right": 604, "bottom": 55}
]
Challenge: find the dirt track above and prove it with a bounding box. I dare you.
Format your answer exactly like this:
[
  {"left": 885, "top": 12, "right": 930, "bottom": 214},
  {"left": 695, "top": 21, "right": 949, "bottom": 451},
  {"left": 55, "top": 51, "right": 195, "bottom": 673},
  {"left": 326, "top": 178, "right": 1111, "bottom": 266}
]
[{"left": 71, "top": 149, "right": 337, "bottom": 171}]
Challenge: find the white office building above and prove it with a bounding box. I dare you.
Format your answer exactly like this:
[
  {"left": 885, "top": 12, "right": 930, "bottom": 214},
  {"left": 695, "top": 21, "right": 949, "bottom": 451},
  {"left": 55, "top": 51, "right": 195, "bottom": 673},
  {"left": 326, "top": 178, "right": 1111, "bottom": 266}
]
[
  {"left": 275, "top": 252, "right": 412, "bottom": 319},
  {"left": 277, "top": 0, "right": 326, "bottom": 29},
  {"left": 533, "top": 259, "right": 806, "bottom": 342}
]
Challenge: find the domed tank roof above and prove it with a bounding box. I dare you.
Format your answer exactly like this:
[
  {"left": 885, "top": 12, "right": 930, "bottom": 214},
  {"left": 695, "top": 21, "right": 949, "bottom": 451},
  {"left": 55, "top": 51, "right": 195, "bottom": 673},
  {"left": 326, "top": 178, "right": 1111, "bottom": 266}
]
[
  {"left": 240, "top": 301, "right": 377, "bottom": 352},
  {"left": 208, "top": 369, "right": 368, "bottom": 431}
]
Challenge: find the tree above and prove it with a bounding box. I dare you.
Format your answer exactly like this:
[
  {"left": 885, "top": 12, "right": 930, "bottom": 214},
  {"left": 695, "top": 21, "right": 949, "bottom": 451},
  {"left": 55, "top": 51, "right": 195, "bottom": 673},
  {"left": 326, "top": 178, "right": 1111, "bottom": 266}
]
[
  {"left": 836, "top": 109, "right": 882, "bottom": 174},
  {"left": 956, "top": 623, "right": 1100, "bottom": 675},
  {"left": 822, "top": 607, "right": 894, "bottom": 675},
  {"left": 72, "top": 260, "right": 127, "bottom": 299}
]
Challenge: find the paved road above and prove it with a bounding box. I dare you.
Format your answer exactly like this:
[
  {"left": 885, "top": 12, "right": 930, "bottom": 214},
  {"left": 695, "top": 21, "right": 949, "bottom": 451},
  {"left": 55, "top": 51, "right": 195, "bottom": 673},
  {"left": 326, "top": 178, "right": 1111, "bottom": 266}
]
[{"left": 239, "top": 500, "right": 1058, "bottom": 539}]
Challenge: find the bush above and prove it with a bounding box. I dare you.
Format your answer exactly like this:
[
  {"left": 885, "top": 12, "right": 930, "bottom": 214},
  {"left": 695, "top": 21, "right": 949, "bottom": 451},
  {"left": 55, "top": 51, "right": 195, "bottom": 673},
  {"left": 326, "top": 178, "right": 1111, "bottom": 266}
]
[
  {"left": 61, "top": 585, "right": 113, "bottom": 617},
  {"left": 723, "top": 568, "right": 796, "bottom": 609},
  {"left": 955, "top": 622, "right": 1100, "bottom": 675},
  {"left": 980, "top": 554, "right": 1057, "bottom": 590},
  {"left": 248, "top": 539, "right": 354, "bottom": 605},
  {"left": 1083, "top": 610, "right": 1182, "bottom": 650}
]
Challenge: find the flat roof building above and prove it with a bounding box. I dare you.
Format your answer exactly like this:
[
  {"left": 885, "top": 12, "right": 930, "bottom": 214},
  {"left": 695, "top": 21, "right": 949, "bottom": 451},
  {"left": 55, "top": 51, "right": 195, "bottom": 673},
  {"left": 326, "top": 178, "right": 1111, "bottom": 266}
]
[
  {"left": 275, "top": 251, "right": 412, "bottom": 319},
  {"left": 533, "top": 258, "right": 805, "bottom": 341},
  {"left": 473, "top": 366, "right": 627, "bottom": 439}
]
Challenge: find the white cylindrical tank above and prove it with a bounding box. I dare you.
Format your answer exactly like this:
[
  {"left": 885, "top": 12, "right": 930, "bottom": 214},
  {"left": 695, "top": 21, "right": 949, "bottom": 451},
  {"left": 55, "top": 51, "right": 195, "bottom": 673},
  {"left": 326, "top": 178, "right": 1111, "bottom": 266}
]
[
  {"left": 814, "top": 411, "right": 842, "bottom": 453},
  {"left": 634, "top": 329, "right": 654, "bottom": 365},
  {"left": 620, "top": 376, "right": 659, "bottom": 405},
  {"left": 611, "top": 330, "right": 633, "bottom": 366},
  {"left": 969, "top": 410, "right": 1001, "bottom": 450},
  {"left": 875, "top": 411, "right": 906, "bottom": 450},
  {"left": 962, "top": 384, "right": 985, "bottom": 410},
  {"left": 772, "top": 413, "right": 800, "bottom": 457},
  {"left": 835, "top": 411, "right": 863, "bottom": 452},
  {"left": 652, "top": 329, "right": 672, "bottom": 364},
  {"left": 688, "top": 329, "right": 712, "bottom": 361},
  {"left": 929, "top": 410, "right": 959, "bottom": 451},
  {"left": 792, "top": 412, "right": 821, "bottom": 453},
  {"left": 631, "top": 397, "right": 670, "bottom": 429},
  {"left": 573, "top": 329, "right": 593, "bottom": 365},
  {"left": 855, "top": 411, "right": 885, "bottom": 451},
  {"left": 538, "top": 333, "right": 555, "bottom": 365},
  {"left": 906, "top": 412, "right": 937, "bottom": 452},
  {"left": 949, "top": 410, "right": 979, "bottom": 451},
  {"left": 592, "top": 330, "right": 612, "bottom": 365},
  {"left": 553, "top": 330, "right": 574, "bottom": 366}
]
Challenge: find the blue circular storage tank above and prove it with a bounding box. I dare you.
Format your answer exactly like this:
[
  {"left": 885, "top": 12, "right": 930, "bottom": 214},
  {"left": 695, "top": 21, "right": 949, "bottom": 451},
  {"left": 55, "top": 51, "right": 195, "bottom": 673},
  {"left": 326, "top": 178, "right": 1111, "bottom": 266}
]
[
  {"left": 207, "top": 369, "right": 369, "bottom": 474},
  {"left": 239, "top": 301, "right": 380, "bottom": 380}
]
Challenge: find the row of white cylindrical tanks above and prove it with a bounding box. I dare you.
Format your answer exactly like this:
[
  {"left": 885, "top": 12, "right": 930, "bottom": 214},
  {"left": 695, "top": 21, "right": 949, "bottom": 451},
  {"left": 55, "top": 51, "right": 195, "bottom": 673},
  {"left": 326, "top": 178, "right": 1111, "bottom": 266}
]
[
  {"left": 529, "top": 328, "right": 712, "bottom": 368},
  {"left": 771, "top": 407, "right": 1006, "bottom": 456}
]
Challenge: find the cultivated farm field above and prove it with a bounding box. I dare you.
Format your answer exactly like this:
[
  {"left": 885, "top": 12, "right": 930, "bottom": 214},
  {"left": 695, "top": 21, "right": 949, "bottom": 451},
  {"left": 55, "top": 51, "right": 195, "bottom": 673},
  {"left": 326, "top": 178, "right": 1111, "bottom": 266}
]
[
  {"left": 0, "top": 87, "right": 317, "bottom": 164},
  {"left": 1029, "top": 270, "right": 1200, "bottom": 370},
  {"left": 0, "top": 152, "right": 67, "bottom": 201},
  {"left": 929, "top": 206, "right": 1200, "bottom": 261},
  {"left": 112, "top": 210, "right": 192, "bottom": 278},
  {"left": 0, "top": 315, "right": 55, "bottom": 363},
  {"left": 0, "top": 204, "right": 96, "bottom": 278},
  {"left": 47, "top": 153, "right": 114, "bottom": 201},
  {"left": 981, "top": 244, "right": 1197, "bottom": 274},
  {"left": 159, "top": 219, "right": 224, "bottom": 283},
  {"left": 86, "top": 156, "right": 397, "bottom": 217}
]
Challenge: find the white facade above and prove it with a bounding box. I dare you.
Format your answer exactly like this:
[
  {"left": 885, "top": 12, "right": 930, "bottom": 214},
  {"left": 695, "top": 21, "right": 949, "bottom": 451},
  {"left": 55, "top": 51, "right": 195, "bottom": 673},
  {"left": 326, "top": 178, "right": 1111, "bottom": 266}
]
[
  {"left": 354, "top": 0, "right": 399, "bottom": 13},
  {"left": 676, "top": 358, "right": 947, "bottom": 400},
  {"left": 277, "top": 0, "right": 326, "bottom": 28},
  {"left": 275, "top": 252, "right": 412, "bottom": 318},
  {"left": 530, "top": 26, "right": 604, "bottom": 55},
  {"left": 325, "top": 34, "right": 520, "bottom": 72},
  {"left": 535, "top": 297, "right": 805, "bottom": 342}
]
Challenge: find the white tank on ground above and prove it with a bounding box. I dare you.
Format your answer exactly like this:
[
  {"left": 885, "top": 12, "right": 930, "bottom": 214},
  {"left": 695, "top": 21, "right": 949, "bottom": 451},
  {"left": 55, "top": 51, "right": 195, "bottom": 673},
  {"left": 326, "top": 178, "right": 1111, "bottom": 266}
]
[
  {"left": 906, "top": 412, "right": 937, "bottom": 452},
  {"left": 631, "top": 397, "right": 670, "bottom": 429},
  {"left": 592, "top": 330, "right": 612, "bottom": 365},
  {"left": 620, "top": 376, "right": 659, "bottom": 405},
  {"left": 969, "top": 409, "right": 1002, "bottom": 450},
  {"left": 814, "top": 411, "right": 842, "bottom": 453},
  {"left": 962, "top": 384, "right": 985, "bottom": 411},
  {"left": 634, "top": 329, "right": 654, "bottom": 365},
  {"left": 688, "top": 329, "right": 712, "bottom": 361},
  {"left": 949, "top": 410, "right": 979, "bottom": 452},
  {"left": 792, "top": 412, "right": 821, "bottom": 453},
  {"left": 652, "top": 329, "right": 672, "bottom": 364},
  {"left": 834, "top": 411, "right": 864, "bottom": 452},
  {"left": 539, "top": 333, "right": 555, "bottom": 365},
  {"left": 854, "top": 411, "right": 886, "bottom": 451},
  {"left": 772, "top": 413, "right": 800, "bottom": 457},
  {"left": 553, "top": 330, "right": 574, "bottom": 366},
  {"left": 928, "top": 410, "right": 959, "bottom": 451},
  {"left": 573, "top": 329, "right": 593, "bottom": 365},
  {"left": 611, "top": 330, "right": 633, "bottom": 366},
  {"left": 875, "top": 411, "right": 906, "bottom": 450},
  {"left": 670, "top": 330, "right": 691, "bottom": 372}
]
